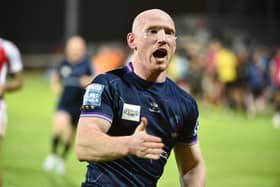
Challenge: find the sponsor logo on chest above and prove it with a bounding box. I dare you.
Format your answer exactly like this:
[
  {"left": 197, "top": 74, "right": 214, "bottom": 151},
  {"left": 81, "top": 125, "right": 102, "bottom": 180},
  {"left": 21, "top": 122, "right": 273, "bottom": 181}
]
[{"left": 121, "top": 103, "right": 141, "bottom": 122}]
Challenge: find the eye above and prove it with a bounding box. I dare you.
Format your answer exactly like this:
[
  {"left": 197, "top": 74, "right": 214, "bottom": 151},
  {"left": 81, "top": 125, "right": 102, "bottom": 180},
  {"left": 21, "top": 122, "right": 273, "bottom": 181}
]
[
  {"left": 165, "top": 29, "right": 175, "bottom": 36},
  {"left": 149, "top": 29, "right": 158, "bottom": 34}
]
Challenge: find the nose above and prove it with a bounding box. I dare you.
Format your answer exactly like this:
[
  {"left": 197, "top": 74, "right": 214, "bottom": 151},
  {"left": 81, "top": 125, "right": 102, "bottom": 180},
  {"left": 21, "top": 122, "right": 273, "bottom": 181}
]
[{"left": 157, "top": 30, "right": 167, "bottom": 41}]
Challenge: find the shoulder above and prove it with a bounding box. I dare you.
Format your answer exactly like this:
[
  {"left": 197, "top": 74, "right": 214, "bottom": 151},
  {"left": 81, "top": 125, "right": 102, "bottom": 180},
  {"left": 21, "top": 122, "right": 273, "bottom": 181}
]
[
  {"left": 166, "top": 78, "right": 193, "bottom": 98},
  {"left": 166, "top": 78, "right": 198, "bottom": 110},
  {"left": 85, "top": 67, "right": 129, "bottom": 98},
  {"left": 79, "top": 57, "right": 91, "bottom": 65},
  {"left": 93, "top": 66, "right": 129, "bottom": 85},
  {"left": 56, "top": 59, "right": 69, "bottom": 69},
  {"left": 1, "top": 39, "right": 20, "bottom": 56}
]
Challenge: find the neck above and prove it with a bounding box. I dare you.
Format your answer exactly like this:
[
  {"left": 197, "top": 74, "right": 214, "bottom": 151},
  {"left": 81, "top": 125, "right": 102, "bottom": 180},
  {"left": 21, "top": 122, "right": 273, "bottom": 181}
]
[{"left": 131, "top": 61, "right": 167, "bottom": 83}]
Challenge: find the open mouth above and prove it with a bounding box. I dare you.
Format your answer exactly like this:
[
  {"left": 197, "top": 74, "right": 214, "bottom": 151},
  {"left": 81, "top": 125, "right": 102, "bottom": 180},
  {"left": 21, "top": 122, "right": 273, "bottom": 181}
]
[{"left": 153, "top": 49, "right": 168, "bottom": 58}]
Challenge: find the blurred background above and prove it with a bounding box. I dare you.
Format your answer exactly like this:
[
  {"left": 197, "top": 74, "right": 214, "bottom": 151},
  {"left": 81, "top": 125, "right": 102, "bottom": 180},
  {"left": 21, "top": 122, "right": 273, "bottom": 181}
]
[
  {"left": 1, "top": 0, "right": 280, "bottom": 68},
  {"left": 1, "top": 0, "right": 280, "bottom": 52},
  {"left": 1, "top": 0, "right": 280, "bottom": 187}
]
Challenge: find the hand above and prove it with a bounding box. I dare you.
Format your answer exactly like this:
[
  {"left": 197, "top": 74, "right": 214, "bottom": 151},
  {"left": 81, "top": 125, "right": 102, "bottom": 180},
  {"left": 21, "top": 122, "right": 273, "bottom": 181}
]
[{"left": 128, "top": 117, "right": 164, "bottom": 160}]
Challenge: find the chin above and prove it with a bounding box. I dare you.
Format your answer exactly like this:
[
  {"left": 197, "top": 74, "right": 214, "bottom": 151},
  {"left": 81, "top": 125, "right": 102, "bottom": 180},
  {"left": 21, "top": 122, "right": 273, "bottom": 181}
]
[{"left": 154, "top": 62, "right": 168, "bottom": 71}]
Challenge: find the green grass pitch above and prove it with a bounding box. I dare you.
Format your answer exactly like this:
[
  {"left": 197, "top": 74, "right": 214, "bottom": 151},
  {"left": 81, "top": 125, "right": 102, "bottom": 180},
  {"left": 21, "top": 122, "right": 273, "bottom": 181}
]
[{"left": 1, "top": 71, "right": 280, "bottom": 187}]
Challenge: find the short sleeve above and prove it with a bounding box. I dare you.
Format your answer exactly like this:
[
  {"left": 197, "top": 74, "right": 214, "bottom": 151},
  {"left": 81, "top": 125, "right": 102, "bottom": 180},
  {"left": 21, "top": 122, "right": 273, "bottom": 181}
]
[
  {"left": 80, "top": 74, "right": 114, "bottom": 123},
  {"left": 177, "top": 99, "right": 199, "bottom": 145},
  {"left": 5, "top": 41, "right": 23, "bottom": 73}
]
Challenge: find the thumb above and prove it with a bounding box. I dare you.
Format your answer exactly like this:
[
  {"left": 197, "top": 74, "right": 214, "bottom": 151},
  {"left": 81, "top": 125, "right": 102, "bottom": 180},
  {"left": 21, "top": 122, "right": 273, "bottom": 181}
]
[{"left": 135, "top": 117, "right": 148, "bottom": 132}]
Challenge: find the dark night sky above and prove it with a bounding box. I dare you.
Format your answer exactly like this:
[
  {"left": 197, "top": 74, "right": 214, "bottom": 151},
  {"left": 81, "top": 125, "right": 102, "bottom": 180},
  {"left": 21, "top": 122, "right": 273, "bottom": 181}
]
[{"left": 0, "top": 0, "right": 279, "bottom": 53}]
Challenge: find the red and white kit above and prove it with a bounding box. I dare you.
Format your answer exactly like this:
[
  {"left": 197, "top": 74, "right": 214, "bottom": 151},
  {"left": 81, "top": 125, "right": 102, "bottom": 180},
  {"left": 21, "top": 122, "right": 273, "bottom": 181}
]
[{"left": 0, "top": 38, "right": 23, "bottom": 137}]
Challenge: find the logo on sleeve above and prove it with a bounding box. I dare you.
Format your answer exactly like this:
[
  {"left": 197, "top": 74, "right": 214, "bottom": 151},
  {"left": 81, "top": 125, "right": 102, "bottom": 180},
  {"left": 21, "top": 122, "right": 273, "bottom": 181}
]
[
  {"left": 193, "top": 119, "right": 199, "bottom": 136},
  {"left": 83, "top": 83, "right": 105, "bottom": 106},
  {"left": 121, "top": 103, "right": 141, "bottom": 122}
]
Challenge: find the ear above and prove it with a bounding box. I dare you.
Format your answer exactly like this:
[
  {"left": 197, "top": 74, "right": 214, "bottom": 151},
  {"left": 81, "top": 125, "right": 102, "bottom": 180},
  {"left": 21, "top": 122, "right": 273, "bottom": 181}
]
[{"left": 127, "top": 32, "right": 136, "bottom": 50}]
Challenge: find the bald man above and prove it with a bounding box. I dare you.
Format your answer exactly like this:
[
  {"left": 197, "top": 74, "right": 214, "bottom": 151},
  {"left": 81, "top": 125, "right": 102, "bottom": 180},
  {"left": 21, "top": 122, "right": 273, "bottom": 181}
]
[
  {"left": 43, "top": 36, "right": 94, "bottom": 175},
  {"left": 75, "top": 9, "right": 206, "bottom": 186}
]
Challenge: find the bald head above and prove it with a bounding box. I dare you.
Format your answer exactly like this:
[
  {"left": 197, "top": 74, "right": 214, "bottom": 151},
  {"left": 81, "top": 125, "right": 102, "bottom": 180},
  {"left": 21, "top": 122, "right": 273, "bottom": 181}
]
[
  {"left": 65, "top": 36, "right": 87, "bottom": 63},
  {"left": 132, "top": 9, "right": 175, "bottom": 33}
]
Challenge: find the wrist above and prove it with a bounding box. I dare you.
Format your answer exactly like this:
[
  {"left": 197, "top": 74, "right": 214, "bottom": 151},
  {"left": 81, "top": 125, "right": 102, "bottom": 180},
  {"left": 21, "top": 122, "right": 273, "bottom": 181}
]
[{"left": 121, "top": 136, "right": 134, "bottom": 156}]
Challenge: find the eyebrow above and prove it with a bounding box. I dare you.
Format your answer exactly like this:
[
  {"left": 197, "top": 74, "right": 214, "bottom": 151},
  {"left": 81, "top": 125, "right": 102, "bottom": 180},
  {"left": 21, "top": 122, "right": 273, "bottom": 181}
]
[{"left": 146, "top": 26, "right": 176, "bottom": 33}]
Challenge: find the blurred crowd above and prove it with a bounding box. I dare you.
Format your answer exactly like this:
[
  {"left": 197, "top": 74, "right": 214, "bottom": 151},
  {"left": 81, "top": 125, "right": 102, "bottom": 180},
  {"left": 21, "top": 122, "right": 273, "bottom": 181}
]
[
  {"left": 87, "top": 37, "right": 280, "bottom": 128},
  {"left": 168, "top": 38, "right": 280, "bottom": 127}
]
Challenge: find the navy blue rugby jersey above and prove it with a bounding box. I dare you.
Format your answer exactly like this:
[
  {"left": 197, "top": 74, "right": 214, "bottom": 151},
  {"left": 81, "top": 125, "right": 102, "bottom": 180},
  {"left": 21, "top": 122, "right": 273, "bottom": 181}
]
[
  {"left": 80, "top": 63, "right": 199, "bottom": 187},
  {"left": 56, "top": 57, "right": 93, "bottom": 110}
]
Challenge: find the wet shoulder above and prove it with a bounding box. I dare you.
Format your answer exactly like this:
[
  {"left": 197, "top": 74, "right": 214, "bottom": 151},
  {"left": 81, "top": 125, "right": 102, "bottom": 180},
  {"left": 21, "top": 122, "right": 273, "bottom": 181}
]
[
  {"left": 92, "top": 66, "right": 129, "bottom": 85},
  {"left": 166, "top": 78, "right": 197, "bottom": 107}
]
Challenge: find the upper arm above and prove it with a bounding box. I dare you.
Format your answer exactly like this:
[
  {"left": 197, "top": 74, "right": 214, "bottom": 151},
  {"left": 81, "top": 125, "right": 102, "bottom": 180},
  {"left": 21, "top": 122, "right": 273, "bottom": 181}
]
[
  {"left": 76, "top": 116, "right": 111, "bottom": 146},
  {"left": 5, "top": 70, "right": 23, "bottom": 92},
  {"left": 50, "top": 72, "right": 61, "bottom": 94},
  {"left": 5, "top": 41, "right": 23, "bottom": 90},
  {"left": 14, "top": 71, "right": 23, "bottom": 86},
  {"left": 51, "top": 72, "right": 60, "bottom": 84},
  {"left": 76, "top": 74, "right": 115, "bottom": 161},
  {"left": 6, "top": 42, "right": 23, "bottom": 73},
  {"left": 177, "top": 98, "right": 199, "bottom": 145},
  {"left": 11, "top": 71, "right": 23, "bottom": 82},
  {"left": 79, "top": 75, "right": 114, "bottom": 123},
  {"left": 77, "top": 116, "right": 111, "bottom": 136},
  {"left": 77, "top": 74, "right": 114, "bottom": 140},
  {"left": 174, "top": 143, "right": 204, "bottom": 175},
  {"left": 75, "top": 116, "right": 111, "bottom": 161}
]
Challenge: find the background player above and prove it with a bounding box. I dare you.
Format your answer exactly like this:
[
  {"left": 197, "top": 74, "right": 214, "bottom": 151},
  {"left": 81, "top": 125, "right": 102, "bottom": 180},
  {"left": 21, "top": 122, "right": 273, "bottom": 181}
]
[
  {"left": 43, "top": 36, "right": 94, "bottom": 175},
  {"left": 0, "top": 37, "right": 23, "bottom": 139},
  {"left": 0, "top": 37, "right": 23, "bottom": 187}
]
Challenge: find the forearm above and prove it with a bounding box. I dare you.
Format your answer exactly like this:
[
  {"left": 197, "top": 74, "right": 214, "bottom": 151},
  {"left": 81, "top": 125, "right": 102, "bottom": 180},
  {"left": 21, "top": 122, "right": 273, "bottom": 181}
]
[
  {"left": 5, "top": 80, "right": 23, "bottom": 92},
  {"left": 0, "top": 86, "right": 4, "bottom": 97},
  {"left": 76, "top": 117, "right": 163, "bottom": 162},
  {"left": 76, "top": 129, "right": 131, "bottom": 162},
  {"left": 5, "top": 73, "right": 23, "bottom": 92},
  {"left": 181, "top": 161, "right": 206, "bottom": 187}
]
